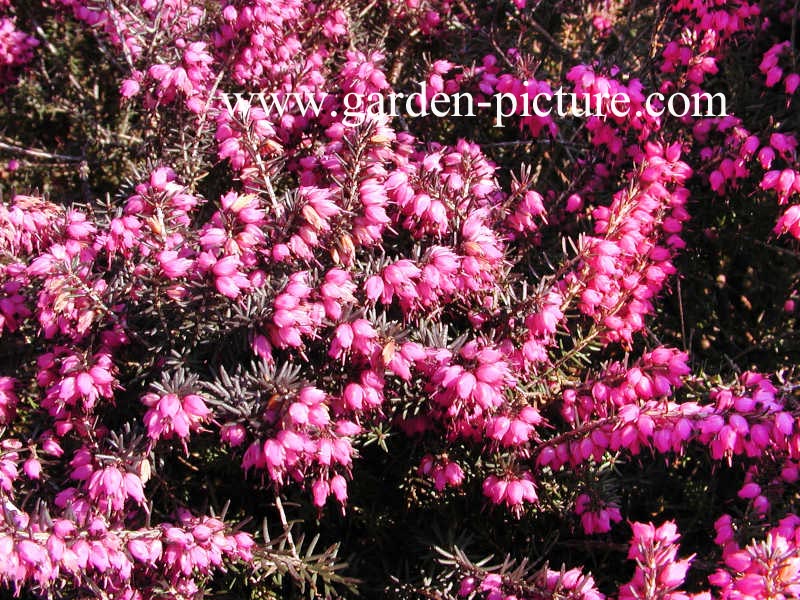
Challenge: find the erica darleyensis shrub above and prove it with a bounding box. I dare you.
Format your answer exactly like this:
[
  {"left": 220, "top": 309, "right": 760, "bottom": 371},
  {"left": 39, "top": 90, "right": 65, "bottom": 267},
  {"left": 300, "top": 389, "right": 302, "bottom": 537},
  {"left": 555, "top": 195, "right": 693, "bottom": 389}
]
[{"left": 0, "top": 0, "right": 800, "bottom": 598}]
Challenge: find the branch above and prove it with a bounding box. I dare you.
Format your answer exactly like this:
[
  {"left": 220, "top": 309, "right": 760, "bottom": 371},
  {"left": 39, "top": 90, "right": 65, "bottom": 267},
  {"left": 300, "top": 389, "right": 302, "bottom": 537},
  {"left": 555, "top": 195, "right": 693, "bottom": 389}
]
[{"left": 0, "top": 140, "right": 83, "bottom": 162}]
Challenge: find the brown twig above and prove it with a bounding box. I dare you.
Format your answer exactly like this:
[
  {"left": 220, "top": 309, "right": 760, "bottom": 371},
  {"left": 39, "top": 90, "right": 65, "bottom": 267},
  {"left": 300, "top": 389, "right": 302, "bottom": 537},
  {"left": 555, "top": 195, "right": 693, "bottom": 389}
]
[
  {"left": 0, "top": 141, "right": 83, "bottom": 162},
  {"left": 526, "top": 16, "right": 571, "bottom": 58}
]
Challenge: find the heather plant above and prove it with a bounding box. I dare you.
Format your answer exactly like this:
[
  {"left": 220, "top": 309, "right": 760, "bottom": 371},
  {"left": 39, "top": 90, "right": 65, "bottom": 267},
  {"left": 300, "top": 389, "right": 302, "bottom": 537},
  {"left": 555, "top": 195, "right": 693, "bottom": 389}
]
[{"left": 0, "top": 0, "right": 799, "bottom": 599}]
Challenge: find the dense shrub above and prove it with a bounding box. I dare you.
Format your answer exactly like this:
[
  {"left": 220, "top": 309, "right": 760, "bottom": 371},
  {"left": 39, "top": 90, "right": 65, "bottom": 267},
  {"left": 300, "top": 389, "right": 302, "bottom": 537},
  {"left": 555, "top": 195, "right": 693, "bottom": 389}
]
[{"left": 0, "top": 0, "right": 799, "bottom": 598}]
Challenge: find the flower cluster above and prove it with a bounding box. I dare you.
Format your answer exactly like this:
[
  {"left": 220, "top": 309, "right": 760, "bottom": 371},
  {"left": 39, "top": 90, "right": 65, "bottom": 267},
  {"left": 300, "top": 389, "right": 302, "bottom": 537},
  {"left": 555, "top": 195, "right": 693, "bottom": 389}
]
[
  {"left": 0, "top": 16, "right": 36, "bottom": 93},
  {"left": 0, "top": 0, "right": 800, "bottom": 597},
  {"left": 618, "top": 521, "right": 700, "bottom": 600}
]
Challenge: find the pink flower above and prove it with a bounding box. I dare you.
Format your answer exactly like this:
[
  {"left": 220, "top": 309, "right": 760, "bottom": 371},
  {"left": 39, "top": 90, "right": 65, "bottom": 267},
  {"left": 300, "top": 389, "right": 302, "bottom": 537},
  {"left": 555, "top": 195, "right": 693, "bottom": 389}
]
[
  {"left": 312, "top": 478, "right": 329, "bottom": 507},
  {"left": 120, "top": 78, "right": 140, "bottom": 98},
  {"left": 23, "top": 457, "right": 41, "bottom": 479},
  {"left": 158, "top": 250, "right": 193, "bottom": 279},
  {"left": 659, "top": 559, "right": 690, "bottom": 587}
]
